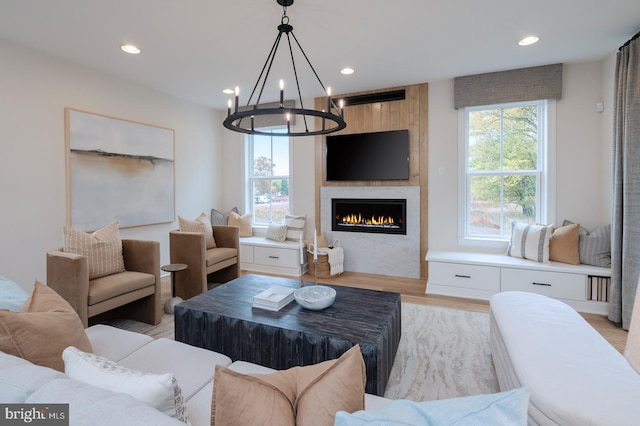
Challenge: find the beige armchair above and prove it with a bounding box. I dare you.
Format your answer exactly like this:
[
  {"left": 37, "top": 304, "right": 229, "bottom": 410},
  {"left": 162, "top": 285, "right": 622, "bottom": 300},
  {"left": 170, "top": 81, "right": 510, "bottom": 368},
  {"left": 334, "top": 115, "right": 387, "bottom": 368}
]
[
  {"left": 169, "top": 225, "right": 240, "bottom": 300},
  {"left": 46, "top": 239, "right": 162, "bottom": 328}
]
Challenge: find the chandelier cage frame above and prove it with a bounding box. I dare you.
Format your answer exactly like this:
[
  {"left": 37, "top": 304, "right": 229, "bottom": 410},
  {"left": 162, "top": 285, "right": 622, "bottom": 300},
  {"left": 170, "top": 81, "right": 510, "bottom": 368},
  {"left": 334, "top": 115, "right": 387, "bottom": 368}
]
[{"left": 222, "top": 0, "right": 346, "bottom": 137}]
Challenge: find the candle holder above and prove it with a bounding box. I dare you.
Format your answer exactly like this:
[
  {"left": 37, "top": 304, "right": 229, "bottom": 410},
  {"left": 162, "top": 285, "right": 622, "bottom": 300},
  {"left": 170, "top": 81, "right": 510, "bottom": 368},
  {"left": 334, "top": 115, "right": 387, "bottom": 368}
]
[
  {"left": 313, "top": 259, "right": 318, "bottom": 286},
  {"left": 300, "top": 261, "right": 305, "bottom": 287}
]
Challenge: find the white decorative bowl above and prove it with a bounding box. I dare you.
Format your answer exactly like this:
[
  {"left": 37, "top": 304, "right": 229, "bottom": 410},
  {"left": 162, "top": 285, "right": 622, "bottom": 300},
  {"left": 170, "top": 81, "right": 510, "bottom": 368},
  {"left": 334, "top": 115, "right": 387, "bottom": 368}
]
[{"left": 294, "top": 285, "right": 336, "bottom": 310}]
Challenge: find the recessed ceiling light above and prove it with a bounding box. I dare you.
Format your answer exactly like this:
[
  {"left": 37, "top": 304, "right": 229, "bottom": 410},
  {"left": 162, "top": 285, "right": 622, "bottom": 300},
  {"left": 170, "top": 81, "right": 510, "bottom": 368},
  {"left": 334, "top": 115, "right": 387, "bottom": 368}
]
[
  {"left": 340, "top": 67, "right": 355, "bottom": 75},
  {"left": 222, "top": 88, "right": 235, "bottom": 94},
  {"left": 518, "top": 36, "right": 539, "bottom": 46},
  {"left": 120, "top": 44, "right": 141, "bottom": 54}
]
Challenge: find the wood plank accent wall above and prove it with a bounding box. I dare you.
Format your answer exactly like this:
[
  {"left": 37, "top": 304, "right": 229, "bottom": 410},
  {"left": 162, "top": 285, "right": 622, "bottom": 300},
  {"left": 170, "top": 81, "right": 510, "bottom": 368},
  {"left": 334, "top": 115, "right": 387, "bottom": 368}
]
[{"left": 314, "top": 83, "right": 429, "bottom": 279}]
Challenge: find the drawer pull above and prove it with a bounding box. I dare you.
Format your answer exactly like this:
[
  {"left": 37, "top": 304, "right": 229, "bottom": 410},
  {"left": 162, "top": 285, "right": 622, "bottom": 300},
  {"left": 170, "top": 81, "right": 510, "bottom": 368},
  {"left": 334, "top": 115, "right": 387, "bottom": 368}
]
[
  {"left": 532, "top": 282, "right": 551, "bottom": 287},
  {"left": 454, "top": 274, "right": 471, "bottom": 279},
  {"left": 268, "top": 256, "right": 280, "bottom": 259}
]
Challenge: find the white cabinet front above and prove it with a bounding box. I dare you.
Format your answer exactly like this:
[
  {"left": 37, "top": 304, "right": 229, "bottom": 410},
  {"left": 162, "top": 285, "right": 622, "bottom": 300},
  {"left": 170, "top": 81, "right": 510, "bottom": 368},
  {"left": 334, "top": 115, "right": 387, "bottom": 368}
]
[{"left": 501, "top": 269, "right": 586, "bottom": 301}]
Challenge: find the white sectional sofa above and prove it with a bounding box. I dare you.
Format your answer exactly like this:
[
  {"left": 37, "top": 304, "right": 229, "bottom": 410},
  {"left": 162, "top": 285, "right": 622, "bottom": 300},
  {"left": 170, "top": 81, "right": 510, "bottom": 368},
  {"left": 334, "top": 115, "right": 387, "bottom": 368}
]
[
  {"left": 490, "top": 291, "right": 640, "bottom": 425},
  {"left": 0, "top": 324, "right": 392, "bottom": 425}
]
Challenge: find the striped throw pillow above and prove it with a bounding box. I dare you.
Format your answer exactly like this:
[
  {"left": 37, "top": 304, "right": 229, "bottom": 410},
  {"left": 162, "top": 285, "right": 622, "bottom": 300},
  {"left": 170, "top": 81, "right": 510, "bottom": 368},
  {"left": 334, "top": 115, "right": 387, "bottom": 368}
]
[
  {"left": 506, "top": 222, "right": 552, "bottom": 264},
  {"left": 63, "top": 221, "right": 126, "bottom": 280},
  {"left": 284, "top": 214, "right": 305, "bottom": 242}
]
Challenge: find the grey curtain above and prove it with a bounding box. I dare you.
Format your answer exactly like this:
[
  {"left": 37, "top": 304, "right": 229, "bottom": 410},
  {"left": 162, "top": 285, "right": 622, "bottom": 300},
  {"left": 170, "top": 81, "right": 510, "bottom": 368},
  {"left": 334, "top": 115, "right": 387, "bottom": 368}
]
[{"left": 610, "top": 36, "right": 640, "bottom": 329}]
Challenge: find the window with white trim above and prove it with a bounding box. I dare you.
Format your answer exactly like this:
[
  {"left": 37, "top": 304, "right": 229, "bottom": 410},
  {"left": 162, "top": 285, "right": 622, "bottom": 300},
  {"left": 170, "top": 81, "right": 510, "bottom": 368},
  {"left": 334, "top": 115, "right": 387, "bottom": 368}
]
[
  {"left": 247, "top": 128, "right": 290, "bottom": 226},
  {"left": 459, "top": 100, "right": 554, "bottom": 243}
]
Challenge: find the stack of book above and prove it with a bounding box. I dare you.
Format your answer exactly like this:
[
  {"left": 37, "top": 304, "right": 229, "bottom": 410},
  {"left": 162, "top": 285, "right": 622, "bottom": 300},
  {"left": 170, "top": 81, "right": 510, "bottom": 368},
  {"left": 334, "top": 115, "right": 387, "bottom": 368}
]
[{"left": 252, "top": 286, "right": 296, "bottom": 311}]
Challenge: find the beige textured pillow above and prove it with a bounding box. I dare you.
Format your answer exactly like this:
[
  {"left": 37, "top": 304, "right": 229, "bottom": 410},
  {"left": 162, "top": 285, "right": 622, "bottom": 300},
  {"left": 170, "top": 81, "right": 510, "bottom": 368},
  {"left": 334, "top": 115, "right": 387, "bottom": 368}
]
[
  {"left": 305, "top": 233, "right": 328, "bottom": 249},
  {"left": 266, "top": 223, "right": 288, "bottom": 242},
  {"left": 228, "top": 212, "right": 253, "bottom": 237},
  {"left": 549, "top": 223, "right": 580, "bottom": 265},
  {"left": 63, "top": 221, "right": 125, "bottom": 280},
  {"left": 179, "top": 213, "right": 216, "bottom": 249},
  {"left": 0, "top": 281, "right": 93, "bottom": 371},
  {"left": 211, "top": 345, "right": 365, "bottom": 426}
]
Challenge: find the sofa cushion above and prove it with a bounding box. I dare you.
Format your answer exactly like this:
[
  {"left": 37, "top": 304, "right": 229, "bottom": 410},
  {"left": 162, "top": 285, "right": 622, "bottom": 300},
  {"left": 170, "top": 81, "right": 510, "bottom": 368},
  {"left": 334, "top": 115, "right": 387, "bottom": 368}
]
[
  {"left": 206, "top": 247, "right": 238, "bottom": 267},
  {"left": 211, "top": 345, "right": 365, "bottom": 426},
  {"left": 0, "top": 351, "right": 65, "bottom": 403},
  {"left": 63, "top": 346, "right": 188, "bottom": 423},
  {"left": 506, "top": 222, "right": 552, "bottom": 263},
  {"left": 0, "top": 274, "right": 28, "bottom": 311},
  {"left": 88, "top": 271, "right": 156, "bottom": 305},
  {"left": 85, "top": 324, "right": 154, "bottom": 362},
  {"left": 228, "top": 211, "right": 253, "bottom": 237},
  {"left": 118, "top": 337, "right": 233, "bottom": 401},
  {"left": 179, "top": 213, "right": 216, "bottom": 249},
  {"left": 549, "top": 222, "right": 580, "bottom": 265},
  {"left": 63, "top": 220, "right": 126, "bottom": 280},
  {"left": 26, "top": 377, "right": 185, "bottom": 426},
  {"left": 0, "top": 281, "right": 92, "bottom": 372},
  {"left": 334, "top": 387, "right": 529, "bottom": 426}
]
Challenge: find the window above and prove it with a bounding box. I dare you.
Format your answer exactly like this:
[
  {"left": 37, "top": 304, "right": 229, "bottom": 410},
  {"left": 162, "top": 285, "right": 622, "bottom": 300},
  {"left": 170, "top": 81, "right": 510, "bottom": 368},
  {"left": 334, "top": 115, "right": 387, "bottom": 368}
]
[
  {"left": 247, "top": 128, "right": 290, "bottom": 226},
  {"left": 459, "top": 100, "right": 554, "bottom": 243}
]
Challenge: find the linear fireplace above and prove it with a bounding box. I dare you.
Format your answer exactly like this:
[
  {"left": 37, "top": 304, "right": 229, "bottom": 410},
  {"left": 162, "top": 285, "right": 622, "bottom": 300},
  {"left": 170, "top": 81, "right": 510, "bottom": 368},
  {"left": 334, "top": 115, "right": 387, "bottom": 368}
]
[{"left": 332, "top": 198, "right": 406, "bottom": 235}]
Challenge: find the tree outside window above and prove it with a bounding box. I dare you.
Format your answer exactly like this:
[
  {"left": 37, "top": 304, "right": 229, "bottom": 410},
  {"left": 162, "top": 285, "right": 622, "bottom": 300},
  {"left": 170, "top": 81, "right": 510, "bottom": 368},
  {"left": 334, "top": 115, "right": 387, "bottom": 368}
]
[
  {"left": 465, "top": 101, "right": 545, "bottom": 239},
  {"left": 249, "top": 129, "right": 290, "bottom": 225}
]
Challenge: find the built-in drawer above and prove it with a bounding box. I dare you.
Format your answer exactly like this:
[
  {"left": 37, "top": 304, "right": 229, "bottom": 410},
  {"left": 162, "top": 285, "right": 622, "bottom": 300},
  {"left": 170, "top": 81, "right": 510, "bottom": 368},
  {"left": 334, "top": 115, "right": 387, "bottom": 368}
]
[
  {"left": 254, "top": 246, "right": 299, "bottom": 268},
  {"left": 428, "top": 262, "right": 500, "bottom": 292},
  {"left": 239, "top": 244, "right": 254, "bottom": 264},
  {"left": 501, "top": 268, "right": 586, "bottom": 301}
]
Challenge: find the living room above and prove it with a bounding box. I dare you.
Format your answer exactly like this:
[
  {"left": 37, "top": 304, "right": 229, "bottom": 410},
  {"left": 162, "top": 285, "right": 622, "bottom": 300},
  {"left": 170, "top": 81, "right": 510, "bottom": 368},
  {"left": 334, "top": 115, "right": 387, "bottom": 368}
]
[{"left": 2, "top": 1, "right": 640, "bottom": 424}]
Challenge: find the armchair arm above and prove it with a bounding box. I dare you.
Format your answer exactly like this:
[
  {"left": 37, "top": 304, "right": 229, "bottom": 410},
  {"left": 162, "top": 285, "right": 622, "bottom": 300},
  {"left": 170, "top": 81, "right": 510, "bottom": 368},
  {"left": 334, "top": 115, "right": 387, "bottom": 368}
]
[
  {"left": 46, "top": 248, "right": 89, "bottom": 327},
  {"left": 169, "top": 230, "right": 207, "bottom": 299},
  {"left": 122, "top": 239, "right": 160, "bottom": 276},
  {"left": 212, "top": 225, "right": 240, "bottom": 249}
]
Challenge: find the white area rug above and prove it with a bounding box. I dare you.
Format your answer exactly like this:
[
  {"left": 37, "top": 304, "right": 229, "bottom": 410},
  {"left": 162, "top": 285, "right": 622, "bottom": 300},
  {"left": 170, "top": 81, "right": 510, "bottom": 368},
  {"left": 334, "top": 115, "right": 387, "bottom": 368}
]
[{"left": 109, "top": 302, "right": 499, "bottom": 402}]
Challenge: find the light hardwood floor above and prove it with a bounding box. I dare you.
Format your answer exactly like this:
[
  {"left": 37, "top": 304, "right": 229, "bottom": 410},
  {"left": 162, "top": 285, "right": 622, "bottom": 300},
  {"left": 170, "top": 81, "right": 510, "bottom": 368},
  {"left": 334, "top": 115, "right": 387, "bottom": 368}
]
[{"left": 294, "top": 270, "right": 629, "bottom": 353}]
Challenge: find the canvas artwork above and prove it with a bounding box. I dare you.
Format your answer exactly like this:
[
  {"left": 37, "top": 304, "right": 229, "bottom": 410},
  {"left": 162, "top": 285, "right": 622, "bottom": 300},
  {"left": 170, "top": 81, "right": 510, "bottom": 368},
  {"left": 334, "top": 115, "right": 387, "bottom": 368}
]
[{"left": 65, "top": 108, "right": 175, "bottom": 231}]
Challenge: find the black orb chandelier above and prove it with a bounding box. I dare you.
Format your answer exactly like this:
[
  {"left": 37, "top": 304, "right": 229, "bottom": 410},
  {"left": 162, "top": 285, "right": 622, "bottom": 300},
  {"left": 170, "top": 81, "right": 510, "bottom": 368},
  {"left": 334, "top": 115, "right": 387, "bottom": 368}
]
[{"left": 223, "top": 0, "right": 346, "bottom": 137}]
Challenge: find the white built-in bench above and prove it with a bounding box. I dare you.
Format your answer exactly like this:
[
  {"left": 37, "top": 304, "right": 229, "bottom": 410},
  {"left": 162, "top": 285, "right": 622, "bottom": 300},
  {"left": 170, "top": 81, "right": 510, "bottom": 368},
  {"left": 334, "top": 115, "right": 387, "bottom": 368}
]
[
  {"left": 239, "top": 237, "right": 306, "bottom": 277},
  {"left": 426, "top": 250, "right": 611, "bottom": 314}
]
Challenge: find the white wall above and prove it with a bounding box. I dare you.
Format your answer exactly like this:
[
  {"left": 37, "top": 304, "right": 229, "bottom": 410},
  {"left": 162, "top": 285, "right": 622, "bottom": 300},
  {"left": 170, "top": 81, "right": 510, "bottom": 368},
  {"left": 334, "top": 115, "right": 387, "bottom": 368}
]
[
  {"left": 0, "top": 39, "right": 221, "bottom": 290},
  {"left": 428, "top": 60, "right": 614, "bottom": 253}
]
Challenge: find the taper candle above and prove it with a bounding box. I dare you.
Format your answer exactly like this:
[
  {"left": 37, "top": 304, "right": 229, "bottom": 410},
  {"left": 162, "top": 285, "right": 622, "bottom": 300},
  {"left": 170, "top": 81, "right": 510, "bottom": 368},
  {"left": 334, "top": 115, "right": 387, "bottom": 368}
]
[
  {"left": 299, "top": 234, "right": 303, "bottom": 264},
  {"left": 313, "top": 229, "right": 318, "bottom": 261}
]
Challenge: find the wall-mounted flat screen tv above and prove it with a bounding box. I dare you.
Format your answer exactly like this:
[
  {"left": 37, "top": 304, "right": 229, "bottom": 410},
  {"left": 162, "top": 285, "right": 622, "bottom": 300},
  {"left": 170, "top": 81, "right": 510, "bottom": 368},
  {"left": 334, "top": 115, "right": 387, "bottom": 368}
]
[{"left": 326, "top": 129, "right": 409, "bottom": 181}]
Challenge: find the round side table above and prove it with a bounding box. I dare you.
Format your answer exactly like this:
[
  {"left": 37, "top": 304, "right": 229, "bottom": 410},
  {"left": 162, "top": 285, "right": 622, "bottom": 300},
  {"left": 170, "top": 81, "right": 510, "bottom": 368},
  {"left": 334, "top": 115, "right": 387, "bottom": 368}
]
[{"left": 161, "top": 263, "right": 188, "bottom": 314}]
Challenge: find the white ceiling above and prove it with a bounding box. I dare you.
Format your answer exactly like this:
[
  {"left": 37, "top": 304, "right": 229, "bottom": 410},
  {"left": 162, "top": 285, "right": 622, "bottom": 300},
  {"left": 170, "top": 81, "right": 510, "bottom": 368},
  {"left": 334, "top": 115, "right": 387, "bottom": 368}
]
[{"left": 1, "top": 0, "right": 639, "bottom": 109}]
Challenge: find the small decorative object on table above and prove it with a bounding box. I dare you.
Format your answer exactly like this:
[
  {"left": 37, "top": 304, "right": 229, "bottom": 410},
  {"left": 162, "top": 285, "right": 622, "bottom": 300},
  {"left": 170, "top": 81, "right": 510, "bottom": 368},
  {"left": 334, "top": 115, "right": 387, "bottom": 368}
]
[
  {"left": 161, "top": 263, "right": 188, "bottom": 314},
  {"left": 253, "top": 286, "right": 296, "bottom": 311},
  {"left": 294, "top": 285, "right": 336, "bottom": 310}
]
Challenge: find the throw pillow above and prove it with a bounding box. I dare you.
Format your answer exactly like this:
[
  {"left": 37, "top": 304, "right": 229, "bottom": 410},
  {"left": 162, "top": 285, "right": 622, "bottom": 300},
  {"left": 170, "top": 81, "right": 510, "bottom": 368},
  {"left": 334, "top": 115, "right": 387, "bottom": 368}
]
[
  {"left": 266, "top": 223, "right": 288, "bottom": 242},
  {"left": 211, "top": 207, "right": 239, "bottom": 226},
  {"left": 179, "top": 213, "right": 216, "bottom": 249},
  {"left": 334, "top": 387, "right": 529, "bottom": 426},
  {"left": 0, "top": 275, "right": 28, "bottom": 311},
  {"left": 549, "top": 223, "right": 580, "bottom": 265},
  {"left": 228, "top": 212, "right": 253, "bottom": 237},
  {"left": 211, "top": 345, "right": 365, "bottom": 426},
  {"left": 63, "top": 221, "right": 126, "bottom": 280},
  {"left": 284, "top": 214, "right": 306, "bottom": 242},
  {"left": 506, "top": 222, "right": 552, "bottom": 264},
  {"left": 563, "top": 220, "right": 612, "bottom": 267},
  {"left": 0, "top": 281, "right": 92, "bottom": 372},
  {"left": 63, "top": 346, "right": 188, "bottom": 423}
]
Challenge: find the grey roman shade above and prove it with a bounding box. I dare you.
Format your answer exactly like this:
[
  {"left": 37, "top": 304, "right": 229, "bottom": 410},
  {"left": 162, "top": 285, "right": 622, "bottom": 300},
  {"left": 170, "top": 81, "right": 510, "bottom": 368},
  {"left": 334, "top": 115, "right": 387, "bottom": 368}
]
[
  {"left": 238, "top": 100, "right": 296, "bottom": 129},
  {"left": 454, "top": 63, "right": 563, "bottom": 109}
]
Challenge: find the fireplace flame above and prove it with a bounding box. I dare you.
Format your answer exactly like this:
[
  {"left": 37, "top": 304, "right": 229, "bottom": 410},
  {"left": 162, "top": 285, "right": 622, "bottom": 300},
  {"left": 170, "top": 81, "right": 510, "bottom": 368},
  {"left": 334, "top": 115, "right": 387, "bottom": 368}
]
[{"left": 340, "top": 213, "right": 396, "bottom": 226}]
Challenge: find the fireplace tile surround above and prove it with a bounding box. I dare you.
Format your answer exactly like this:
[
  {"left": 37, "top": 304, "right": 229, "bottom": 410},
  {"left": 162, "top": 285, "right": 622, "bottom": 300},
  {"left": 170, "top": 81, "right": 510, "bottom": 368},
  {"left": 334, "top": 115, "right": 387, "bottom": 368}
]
[{"left": 321, "top": 186, "right": 420, "bottom": 279}]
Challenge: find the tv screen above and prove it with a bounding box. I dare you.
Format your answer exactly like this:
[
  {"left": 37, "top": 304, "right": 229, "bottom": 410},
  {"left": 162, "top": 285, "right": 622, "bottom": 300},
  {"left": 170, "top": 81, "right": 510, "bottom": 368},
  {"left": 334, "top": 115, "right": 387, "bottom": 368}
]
[{"left": 326, "top": 130, "right": 409, "bottom": 181}]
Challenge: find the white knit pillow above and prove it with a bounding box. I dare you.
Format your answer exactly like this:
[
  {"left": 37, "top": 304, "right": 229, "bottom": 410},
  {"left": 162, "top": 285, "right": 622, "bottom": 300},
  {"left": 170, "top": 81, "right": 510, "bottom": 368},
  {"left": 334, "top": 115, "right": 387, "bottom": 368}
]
[
  {"left": 266, "top": 223, "right": 288, "bottom": 242},
  {"left": 284, "top": 214, "right": 305, "bottom": 242},
  {"left": 179, "top": 213, "right": 216, "bottom": 249},
  {"left": 506, "top": 222, "right": 552, "bottom": 264},
  {"left": 62, "top": 346, "right": 188, "bottom": 423},
  {"left": 63, "top": 221, "right": 125, "bottom": 280}
]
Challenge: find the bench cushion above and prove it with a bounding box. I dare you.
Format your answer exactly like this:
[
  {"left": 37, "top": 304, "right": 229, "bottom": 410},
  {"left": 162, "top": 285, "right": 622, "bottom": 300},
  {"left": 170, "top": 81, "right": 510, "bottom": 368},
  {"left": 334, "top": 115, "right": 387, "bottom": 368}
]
[
  {"left": 88, "top": 271, "right": 155, "bottom": 305},
  {"left": 490, "top": 291, "right": 640, "bottom": 425}
]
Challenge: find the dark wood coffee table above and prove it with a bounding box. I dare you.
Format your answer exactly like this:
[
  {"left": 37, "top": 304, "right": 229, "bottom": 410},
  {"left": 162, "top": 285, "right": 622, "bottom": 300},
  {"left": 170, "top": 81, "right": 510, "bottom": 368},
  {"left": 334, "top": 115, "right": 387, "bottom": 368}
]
[{"left": 174, "top": 274, "right": 401, "bottom": 396}]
